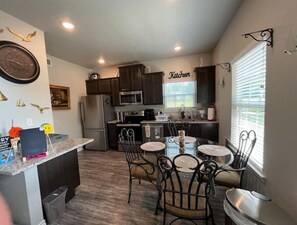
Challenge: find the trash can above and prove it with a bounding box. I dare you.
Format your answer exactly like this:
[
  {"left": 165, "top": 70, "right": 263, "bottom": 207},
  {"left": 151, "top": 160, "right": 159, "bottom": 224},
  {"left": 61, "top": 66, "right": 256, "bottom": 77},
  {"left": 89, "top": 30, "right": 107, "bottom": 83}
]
[{"left": 42, "top": 185, "right": 68, "bottom": 224}]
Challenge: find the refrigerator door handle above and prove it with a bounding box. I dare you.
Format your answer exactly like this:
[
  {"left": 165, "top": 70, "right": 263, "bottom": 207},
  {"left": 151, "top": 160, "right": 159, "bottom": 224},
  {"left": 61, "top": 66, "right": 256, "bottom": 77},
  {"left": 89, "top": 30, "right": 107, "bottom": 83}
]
[{"left": 80, "top": 102, "right": 85, "bottom": 123}]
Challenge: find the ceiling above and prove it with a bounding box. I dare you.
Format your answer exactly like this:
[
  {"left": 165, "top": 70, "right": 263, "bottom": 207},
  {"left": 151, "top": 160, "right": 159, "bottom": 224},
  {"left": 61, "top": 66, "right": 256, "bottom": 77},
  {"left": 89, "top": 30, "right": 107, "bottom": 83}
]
[{"left": 0, "top": 0, "right": 242, "bottom": 69}]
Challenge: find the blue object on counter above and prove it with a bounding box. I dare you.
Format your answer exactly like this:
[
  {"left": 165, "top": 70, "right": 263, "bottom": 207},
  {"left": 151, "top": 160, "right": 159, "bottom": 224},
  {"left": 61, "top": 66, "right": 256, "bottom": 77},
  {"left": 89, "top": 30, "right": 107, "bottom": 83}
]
[{"left": 0, "top": 149, "right": 14, "bottom": 165}]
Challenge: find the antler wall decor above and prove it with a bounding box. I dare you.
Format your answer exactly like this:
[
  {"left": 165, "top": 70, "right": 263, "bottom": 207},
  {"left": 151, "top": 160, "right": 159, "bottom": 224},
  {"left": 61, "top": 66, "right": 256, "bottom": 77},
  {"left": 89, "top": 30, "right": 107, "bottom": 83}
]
[
  {"left": 31, "top": 103, "right": 50, "bottom": 113},
  {"left": 7, "top": 27, "right": 36, "bottom": 42}
]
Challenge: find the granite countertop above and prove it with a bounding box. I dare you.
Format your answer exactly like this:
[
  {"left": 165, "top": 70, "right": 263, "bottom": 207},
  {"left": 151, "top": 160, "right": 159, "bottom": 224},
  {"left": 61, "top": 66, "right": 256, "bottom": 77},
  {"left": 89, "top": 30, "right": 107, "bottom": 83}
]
[
  {"left": 108, "top": 120, "right": 119, "bottom": 124},
  {"left": 0, "top": 138, "right": 94, "bottom": 176},
  {"left": 141, "top": 120, "right": 219, "bottom": 124}
]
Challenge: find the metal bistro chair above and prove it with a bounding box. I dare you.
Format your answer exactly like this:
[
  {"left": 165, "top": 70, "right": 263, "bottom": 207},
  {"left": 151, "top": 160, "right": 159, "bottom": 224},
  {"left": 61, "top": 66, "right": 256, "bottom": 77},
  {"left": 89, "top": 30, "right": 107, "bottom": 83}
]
[
  {"left": 215, "top": 130, "right": 257, "bottom": 188},
  {"left": 118, "top": 128, "right": 158, "bottom": 206},
  {"left": 167, "top": 120, "right": 191, "bottom": 136},
  {"left": 157, "top": 154, "right": 218, "bottom": 225}
]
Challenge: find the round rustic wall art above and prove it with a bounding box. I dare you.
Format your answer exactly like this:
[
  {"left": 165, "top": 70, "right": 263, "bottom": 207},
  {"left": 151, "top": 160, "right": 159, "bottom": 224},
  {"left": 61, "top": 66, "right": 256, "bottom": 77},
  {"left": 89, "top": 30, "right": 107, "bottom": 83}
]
[{"left": 0, "top": 41, "right": 40, "bottom": 84}]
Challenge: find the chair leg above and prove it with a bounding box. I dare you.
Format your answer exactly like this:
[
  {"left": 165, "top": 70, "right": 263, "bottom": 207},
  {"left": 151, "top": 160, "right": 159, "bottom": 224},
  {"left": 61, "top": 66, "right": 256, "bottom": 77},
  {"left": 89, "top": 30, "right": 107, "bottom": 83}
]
[
  {"left": 155, "top": 187, "right": 162, "bottom": 215},
  {"left": 163, "top": 211, "right": 166, "bottom": 225},
  {"left": 128, "top": 176, "right": 132, "bottom": 203}
]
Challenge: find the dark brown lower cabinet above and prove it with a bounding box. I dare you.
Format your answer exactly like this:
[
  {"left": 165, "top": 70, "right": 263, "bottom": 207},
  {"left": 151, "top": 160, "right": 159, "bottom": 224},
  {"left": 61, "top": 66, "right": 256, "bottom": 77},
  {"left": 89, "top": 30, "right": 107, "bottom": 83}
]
[
  {"left": 107, "top": 123, "right": 118, "bottom": 149},
  {"left": 163, "top": 122, "right": 218, "bottom": 143},
  {"left": 200, "top": 123, "right": 219, "bottom": 143},
  {"left": 37, "top": 150, "right": 80, "bottom": 203}
]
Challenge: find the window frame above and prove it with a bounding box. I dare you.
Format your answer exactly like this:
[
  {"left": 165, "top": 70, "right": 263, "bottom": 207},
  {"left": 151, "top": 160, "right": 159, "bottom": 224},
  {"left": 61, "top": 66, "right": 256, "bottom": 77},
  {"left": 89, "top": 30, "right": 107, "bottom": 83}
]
[
  {"left": 231, "top": 42, "right": 267, "bottom": 172},
  {"left": 163, "top": 80, "right": 197, "bottom": 110}
]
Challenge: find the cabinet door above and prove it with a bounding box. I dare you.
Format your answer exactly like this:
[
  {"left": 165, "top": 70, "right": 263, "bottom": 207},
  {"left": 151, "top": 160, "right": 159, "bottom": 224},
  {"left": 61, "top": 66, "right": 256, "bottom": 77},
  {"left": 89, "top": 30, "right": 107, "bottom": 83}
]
[
  {"left": 163, "top": 124, "right": 171, "bottom": 137},
  {"left": 37, "top": 150, "right": 80, "bottom": 203},
  {"left": 86, "top": 80, "right": 99, "bottom": 95},
  {"left": 143, "top": 72, "right": 163, "bottom": 105},
  {"left": 119, "top": 66, "right": 130, "bottom": 91},
  {"left": 200, "top": 123, "right": 219, "bottom": 143},
  {"left": 107, "top": 123, "right": 118, "bottom": 149},
  {"left": 62, "top": 150, "right": 80, "bottom": 201},
  {"left": 142, "top": 74, "right": 154, "bottom": 104},
  {"left": 130, "top": 65, "right": 144, "bottom": 91},
  {"left": 152, "top": 72, "right": 163, "bottom": 104},
  {"left": 111, "top": 78, "right": 120, "bottom": 106},
  {"left": 196, "top": 66, "right": 215, "bottom": 104},
  {"left": 98, "top": 79, "right": 111, "bottom": 94},
  {"left": 188, "top": 123, "right": 201, "bottom": 137}
]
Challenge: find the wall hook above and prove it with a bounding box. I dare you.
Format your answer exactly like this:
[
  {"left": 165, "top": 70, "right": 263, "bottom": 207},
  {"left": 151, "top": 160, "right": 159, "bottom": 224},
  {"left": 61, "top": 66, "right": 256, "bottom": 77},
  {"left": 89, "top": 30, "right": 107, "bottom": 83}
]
[{"left": 284, "top": 46, "right": 297, "bottom": 55}]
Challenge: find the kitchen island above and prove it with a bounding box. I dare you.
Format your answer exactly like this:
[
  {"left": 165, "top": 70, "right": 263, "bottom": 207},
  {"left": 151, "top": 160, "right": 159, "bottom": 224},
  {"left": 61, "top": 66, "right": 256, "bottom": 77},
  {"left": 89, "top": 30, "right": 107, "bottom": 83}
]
[{"left": 0, "top": 137, "right": 93, "bottom": 225}]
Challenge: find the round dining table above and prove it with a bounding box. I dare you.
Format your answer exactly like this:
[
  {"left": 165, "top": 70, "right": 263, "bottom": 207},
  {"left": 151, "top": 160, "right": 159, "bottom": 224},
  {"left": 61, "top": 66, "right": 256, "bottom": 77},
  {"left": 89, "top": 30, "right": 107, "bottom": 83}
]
[{"left": 140, "top": 136, "right": 234, "bottom": 168}]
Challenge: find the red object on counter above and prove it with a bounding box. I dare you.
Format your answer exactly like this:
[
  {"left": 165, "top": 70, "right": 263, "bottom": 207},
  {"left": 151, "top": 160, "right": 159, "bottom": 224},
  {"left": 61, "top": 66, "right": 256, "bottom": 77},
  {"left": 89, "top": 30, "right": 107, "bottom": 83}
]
[{"left": 9, "top": 127, "right": 23, "bottom": 138}]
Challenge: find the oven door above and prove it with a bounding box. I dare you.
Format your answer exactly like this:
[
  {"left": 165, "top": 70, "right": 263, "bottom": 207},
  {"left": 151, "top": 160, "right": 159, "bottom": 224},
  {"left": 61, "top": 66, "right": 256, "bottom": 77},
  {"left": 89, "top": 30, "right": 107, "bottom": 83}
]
[{"left": 116, "top": 123, "right": 142, "bottom": 142}]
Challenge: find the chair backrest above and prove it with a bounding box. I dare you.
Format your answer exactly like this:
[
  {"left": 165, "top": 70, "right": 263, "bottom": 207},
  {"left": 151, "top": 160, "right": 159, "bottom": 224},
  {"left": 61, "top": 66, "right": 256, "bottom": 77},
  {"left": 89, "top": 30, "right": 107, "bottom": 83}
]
[
  {"left": 167, "top": 120, "right": 191, "bottom": 136},
  {"left": 167, "top": 120, "right": 178, "bottom": 137},
  {"left": 118, "top": 128, "right": 141, "bottom": 164},
  {"left": 230, "top": 130, "right": 257, "bottom": 169},
  {"left": 157, "top": 154, "right": 218, "bottom": 214}
]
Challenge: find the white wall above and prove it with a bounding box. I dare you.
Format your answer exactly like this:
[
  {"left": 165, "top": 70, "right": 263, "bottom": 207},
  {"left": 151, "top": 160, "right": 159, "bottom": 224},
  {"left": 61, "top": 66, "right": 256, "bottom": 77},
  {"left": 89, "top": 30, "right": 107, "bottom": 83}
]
[
  {"left": 95, "top": 53, "right": 212, "bottom": 117},
  {"left": 48, "top": 55, "right": 89, "bottom": 138},
  {"left": 213, "top": 0, "right": 297, "bottom": 221},
  {"left": 0, "top": 10, "right": 53, "bottom": 135}
]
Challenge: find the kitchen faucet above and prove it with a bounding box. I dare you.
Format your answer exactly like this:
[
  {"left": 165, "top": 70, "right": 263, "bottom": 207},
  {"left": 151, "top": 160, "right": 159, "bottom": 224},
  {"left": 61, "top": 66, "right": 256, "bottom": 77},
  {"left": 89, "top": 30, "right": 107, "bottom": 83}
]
[{"left": 180, "top": 104, "right": 185, "bottom": 119}]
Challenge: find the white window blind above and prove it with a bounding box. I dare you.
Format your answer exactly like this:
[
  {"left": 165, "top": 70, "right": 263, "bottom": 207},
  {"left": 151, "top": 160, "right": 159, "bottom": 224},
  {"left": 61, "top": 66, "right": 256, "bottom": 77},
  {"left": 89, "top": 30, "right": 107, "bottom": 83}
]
[
  {"left": 231, "top": 43, "right": 266, "bottom": 172},
  {"left": 164, "top": 81, "right": 196, "bottom": 108}
]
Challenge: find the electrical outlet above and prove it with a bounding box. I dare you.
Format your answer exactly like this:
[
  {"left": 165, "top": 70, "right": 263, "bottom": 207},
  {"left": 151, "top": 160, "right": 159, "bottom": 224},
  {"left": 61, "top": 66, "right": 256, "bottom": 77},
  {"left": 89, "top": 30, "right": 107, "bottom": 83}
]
[{"left": 26, "top": 118, "right": 33, "bottom": 127}]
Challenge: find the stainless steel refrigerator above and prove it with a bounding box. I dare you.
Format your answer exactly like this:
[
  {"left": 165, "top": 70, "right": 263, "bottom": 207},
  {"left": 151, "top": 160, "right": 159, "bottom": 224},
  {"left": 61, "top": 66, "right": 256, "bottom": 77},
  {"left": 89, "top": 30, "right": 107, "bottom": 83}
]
[{"left": 80, "top": 95, "right": 114, "bottom": 150}]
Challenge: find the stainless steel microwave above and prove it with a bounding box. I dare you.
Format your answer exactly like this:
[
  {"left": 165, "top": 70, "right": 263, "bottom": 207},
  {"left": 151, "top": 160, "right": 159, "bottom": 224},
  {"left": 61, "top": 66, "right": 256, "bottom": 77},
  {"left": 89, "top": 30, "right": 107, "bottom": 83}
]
[{"left": 119, "top": 91, "right": 143, "bottom": 105}]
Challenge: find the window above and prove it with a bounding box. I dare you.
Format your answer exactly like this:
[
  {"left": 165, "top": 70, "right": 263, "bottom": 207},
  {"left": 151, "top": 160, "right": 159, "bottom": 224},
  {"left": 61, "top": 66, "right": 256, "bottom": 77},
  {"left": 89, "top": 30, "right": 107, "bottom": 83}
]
[
  {"left": 164, "top": 81, "right": 196, "bottom": 108},
  {"left": 231, "top": 43, "right": 266, "bottom": 172}
]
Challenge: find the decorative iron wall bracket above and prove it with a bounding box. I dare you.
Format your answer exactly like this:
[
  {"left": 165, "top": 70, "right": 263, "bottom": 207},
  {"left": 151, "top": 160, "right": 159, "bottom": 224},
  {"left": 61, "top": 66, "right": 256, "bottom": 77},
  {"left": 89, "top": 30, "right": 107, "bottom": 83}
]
[
  {"left": 216, "top": 63, "right": 231, "bottom": 73},
  {"left": 242, "top": 28, "right": 273, "bottom": 47}
]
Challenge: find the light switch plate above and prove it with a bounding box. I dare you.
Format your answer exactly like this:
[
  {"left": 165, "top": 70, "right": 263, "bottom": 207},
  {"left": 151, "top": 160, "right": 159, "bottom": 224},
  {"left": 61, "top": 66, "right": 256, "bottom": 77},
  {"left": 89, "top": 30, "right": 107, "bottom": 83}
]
[{"left": 26, "top": 118, "right": 33, "bottom": 127}]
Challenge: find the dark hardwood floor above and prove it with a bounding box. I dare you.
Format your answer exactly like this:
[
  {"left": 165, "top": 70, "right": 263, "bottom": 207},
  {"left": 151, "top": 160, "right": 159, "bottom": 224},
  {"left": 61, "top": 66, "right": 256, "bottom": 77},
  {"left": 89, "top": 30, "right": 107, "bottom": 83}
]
[{"left": 53, "top": 150, "right": 228, "bottom": 225}]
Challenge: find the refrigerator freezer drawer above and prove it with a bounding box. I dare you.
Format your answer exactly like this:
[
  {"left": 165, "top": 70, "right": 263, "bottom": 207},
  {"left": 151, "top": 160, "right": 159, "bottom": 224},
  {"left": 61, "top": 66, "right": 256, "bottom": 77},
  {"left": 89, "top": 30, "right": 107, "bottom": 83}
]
[{"left": 84, "top": 129, "right": 108, "bottom": 151}]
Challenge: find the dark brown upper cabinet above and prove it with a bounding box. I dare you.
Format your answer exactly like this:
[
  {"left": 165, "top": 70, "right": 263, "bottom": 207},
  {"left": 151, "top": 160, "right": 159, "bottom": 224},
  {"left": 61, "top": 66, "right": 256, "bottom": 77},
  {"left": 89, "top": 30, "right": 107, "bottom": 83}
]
[
  {"left": 85, "top": 80, "right": 99, "bottom": 95},
  {"left": 85, "top": 78, "right": 111, "bottom": 95},
  {"left": 118, "top": 64, "right": 145, "bottom": 91},
  {"left": 142, "top": 72, "right": 164, "bottom": 105},
  {"left": 110, "top": 77, "right": 121, "bottom": 106},
  {"left": 195, "top": 65, "right": 215, "bottom": 104}
]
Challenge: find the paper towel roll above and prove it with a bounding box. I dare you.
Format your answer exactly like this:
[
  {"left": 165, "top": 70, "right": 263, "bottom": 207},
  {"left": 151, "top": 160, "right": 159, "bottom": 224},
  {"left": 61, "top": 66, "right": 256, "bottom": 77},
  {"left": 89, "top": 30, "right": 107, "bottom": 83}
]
[
  {"left": 145, "top": 124, "right": 151, "bottom": 138},
  {"left": 207, "top": 108, "right": 215, "bottom": 121}
]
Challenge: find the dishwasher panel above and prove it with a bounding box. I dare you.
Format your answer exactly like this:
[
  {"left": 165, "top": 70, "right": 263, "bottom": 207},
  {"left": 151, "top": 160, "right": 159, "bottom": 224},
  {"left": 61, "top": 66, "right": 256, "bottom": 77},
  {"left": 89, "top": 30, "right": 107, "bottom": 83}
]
[{"left": 142, "top": 124, "right": 164, "bottom": 143}]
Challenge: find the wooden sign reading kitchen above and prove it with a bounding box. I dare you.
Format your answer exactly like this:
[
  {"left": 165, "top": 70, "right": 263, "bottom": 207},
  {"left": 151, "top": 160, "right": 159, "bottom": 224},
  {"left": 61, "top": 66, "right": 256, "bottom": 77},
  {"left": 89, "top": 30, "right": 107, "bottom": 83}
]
[{"left": 168, "top": 71, "right": 190, "bottom": 79}]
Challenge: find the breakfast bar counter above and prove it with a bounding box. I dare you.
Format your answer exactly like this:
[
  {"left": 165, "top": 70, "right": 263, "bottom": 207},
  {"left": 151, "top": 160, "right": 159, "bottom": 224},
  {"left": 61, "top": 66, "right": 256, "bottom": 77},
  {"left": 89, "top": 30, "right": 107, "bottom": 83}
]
[
  {"left": 0, "top": 138, "right": 93, "bottom": 225},
  {"left": 0, "top": 138, "right": 93, "bottom": 176}
]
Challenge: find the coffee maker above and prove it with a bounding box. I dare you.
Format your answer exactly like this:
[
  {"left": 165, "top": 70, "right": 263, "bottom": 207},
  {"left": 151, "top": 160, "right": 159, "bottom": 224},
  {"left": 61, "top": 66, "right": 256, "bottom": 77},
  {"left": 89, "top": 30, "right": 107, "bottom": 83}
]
[{"left": 144, "top": 109, "right": 155, "bottom": 120}]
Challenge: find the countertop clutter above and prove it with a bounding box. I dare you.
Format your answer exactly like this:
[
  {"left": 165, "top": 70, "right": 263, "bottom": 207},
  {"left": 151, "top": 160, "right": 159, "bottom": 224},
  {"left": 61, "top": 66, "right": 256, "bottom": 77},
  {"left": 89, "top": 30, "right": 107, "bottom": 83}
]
[
  {"left": 140, "top": 120, "right": 219, "bottom": 124},
  {"left": 108, "top": 119, "right": 219, "bottom": 124},
  {"left": 0, "top": 138, "right": 94, "bottom": 176}
]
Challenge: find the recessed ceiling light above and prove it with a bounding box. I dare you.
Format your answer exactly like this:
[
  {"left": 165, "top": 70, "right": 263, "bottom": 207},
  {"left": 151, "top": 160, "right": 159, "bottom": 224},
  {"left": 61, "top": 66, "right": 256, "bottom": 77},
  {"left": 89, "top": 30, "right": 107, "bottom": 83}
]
[
  {"left": 174, "top": 46, "right": 181, "bottom": 51},
  {"left": 62, "top": 22, "right": 75, "bottom": 30},
  {"left": 98, "top": 59, "right": 105, "bottom": 64}
]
